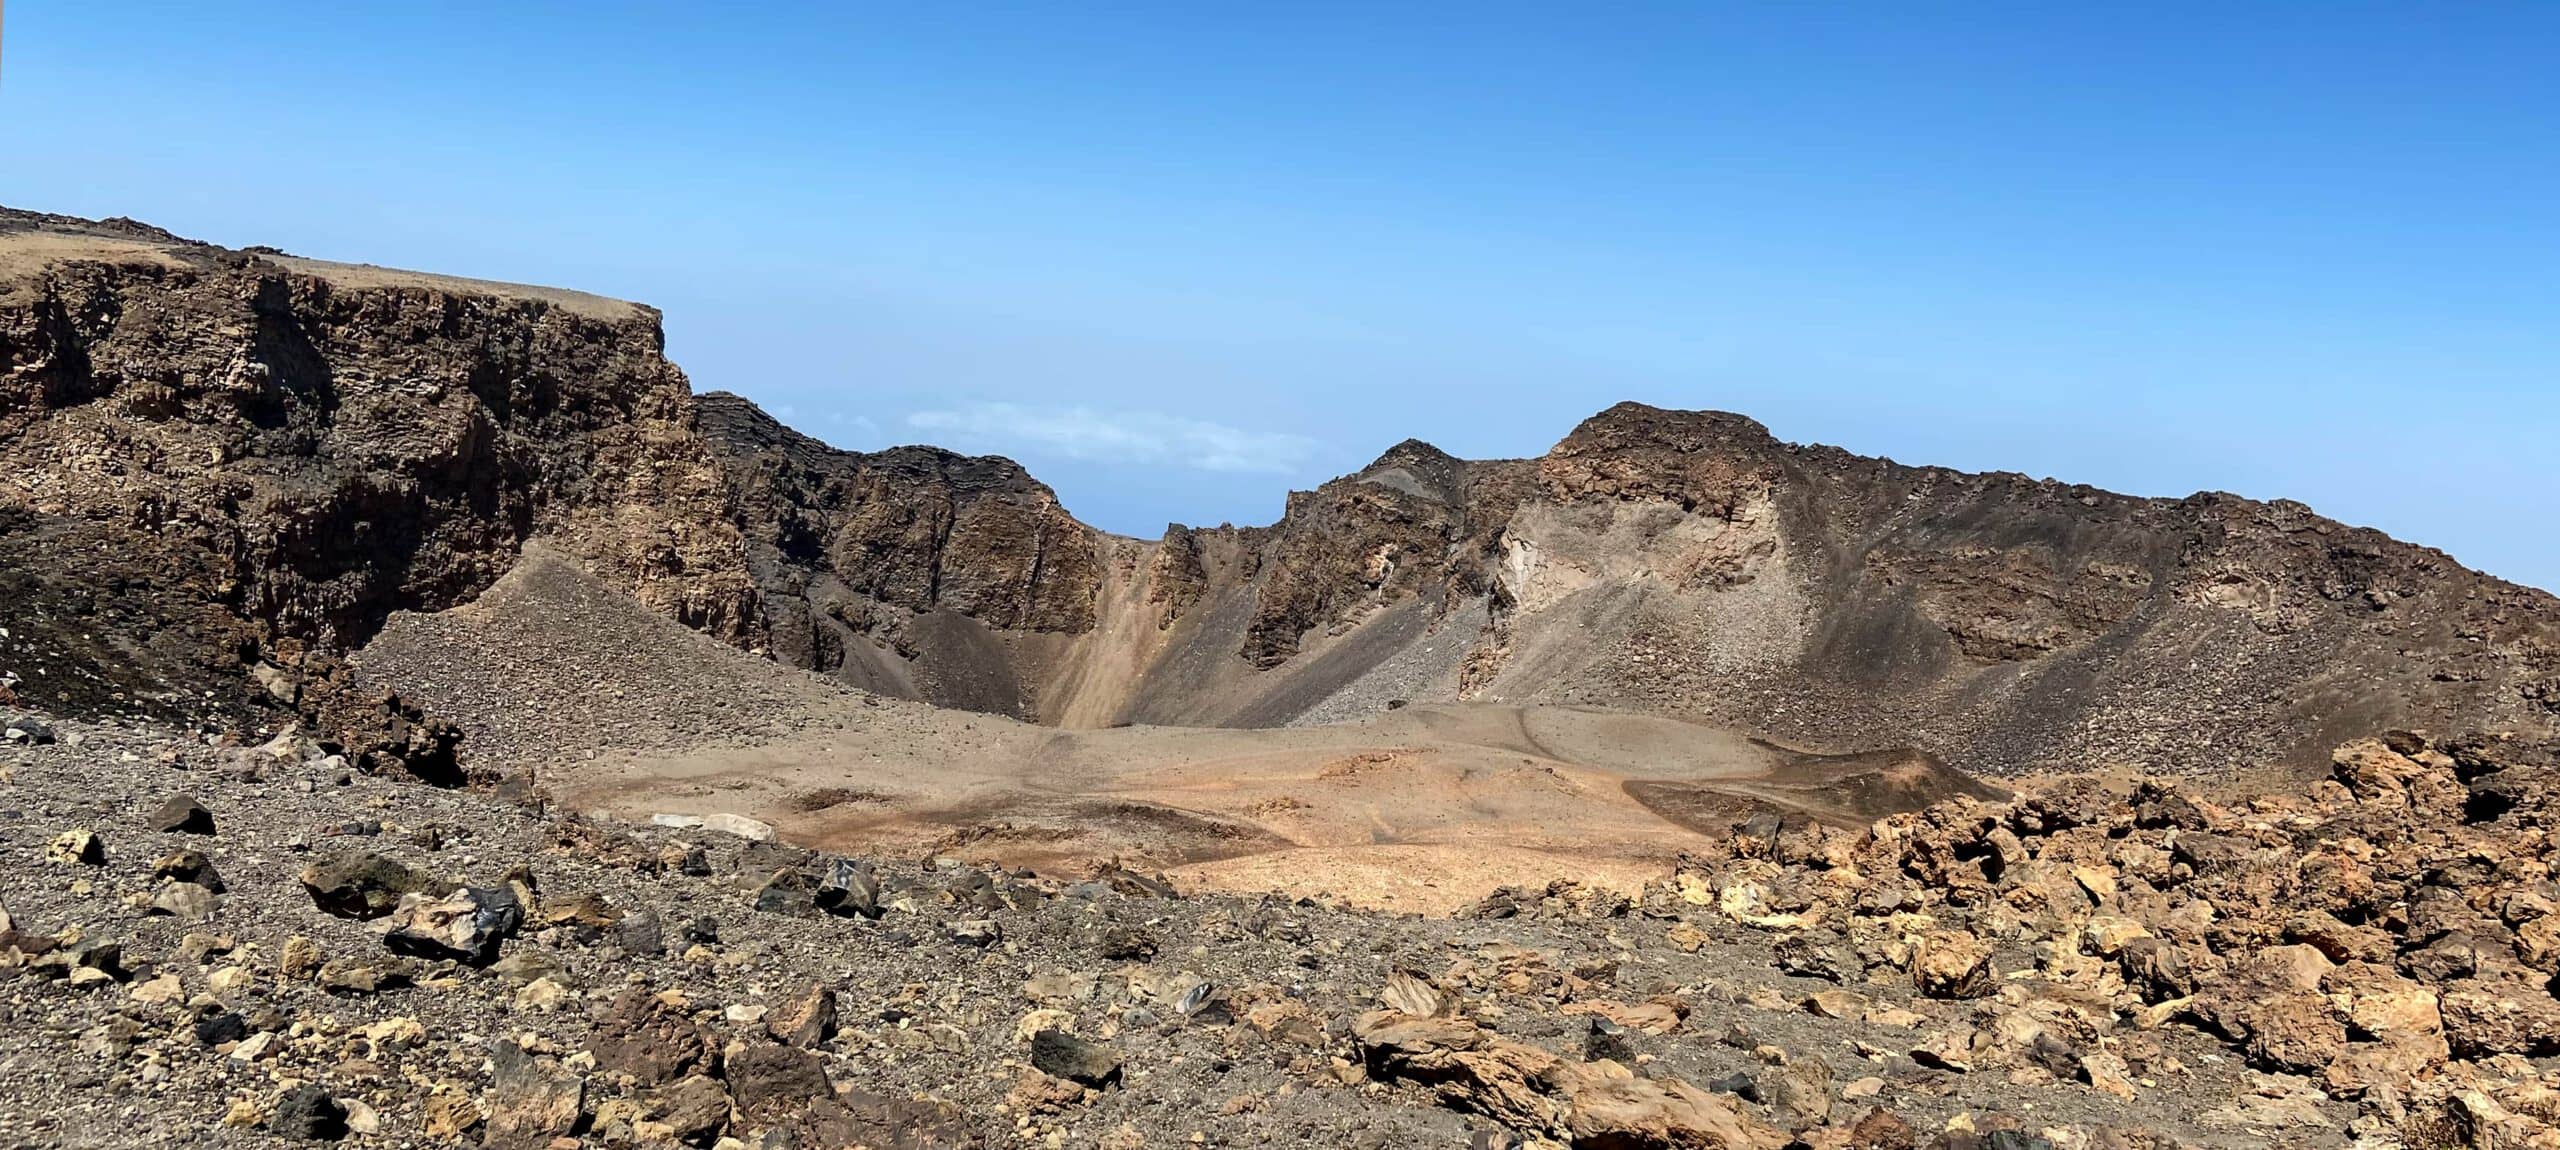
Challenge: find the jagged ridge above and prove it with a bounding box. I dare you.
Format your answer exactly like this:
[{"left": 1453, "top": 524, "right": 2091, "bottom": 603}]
[{"left": 4, "top": 208, "right": 2554, "bottom": 782}]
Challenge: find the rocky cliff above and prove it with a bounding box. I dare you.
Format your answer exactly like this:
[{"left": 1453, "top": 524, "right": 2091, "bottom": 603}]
[
  {"left": 0, "top": 210, "right": 760, "bottom": 772},
  {"left": 5, "top": 208, "right": 2554, "bottom": 781},
  {"left": 1478, "top": 402, "right": 2560, "bottom": 775},
  {"left": 690, "top": 400, "right": 2560, "bottom": 779},
  {"left": 691, "top": 393, "right": 1102, "bottom": 716}
]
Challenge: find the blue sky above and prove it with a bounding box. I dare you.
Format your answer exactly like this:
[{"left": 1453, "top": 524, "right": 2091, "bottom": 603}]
[{"left": 8, "top": 3, "right": 2557, "bottom": 587}]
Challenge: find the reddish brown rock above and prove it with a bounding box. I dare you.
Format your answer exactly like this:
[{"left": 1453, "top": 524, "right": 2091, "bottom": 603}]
[
  {"left": 1353, "top": 1007, "right": 1782, "bottom": 1149},
  {"left": 591, "top": 989, "right": 718, "bottom": 1086}
]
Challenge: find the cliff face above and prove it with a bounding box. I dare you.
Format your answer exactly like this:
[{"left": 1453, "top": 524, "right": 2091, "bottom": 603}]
[
  {"left": 1237, "top": 439, "right": 1530, "bottom": 669},
  {"left": 0, "top": 211, "right": 758, "bottom": 772},
  {"left": 690, "top": 392, "right": 1102, "bottom": 717},
  {"left": 6, "top": 208, "right": 2553, "bottom": 780}
]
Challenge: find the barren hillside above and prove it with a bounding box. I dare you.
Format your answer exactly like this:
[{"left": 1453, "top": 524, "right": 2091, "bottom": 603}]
[{"left": 7, "top": 207, "right": 2556, "bottom": 792}]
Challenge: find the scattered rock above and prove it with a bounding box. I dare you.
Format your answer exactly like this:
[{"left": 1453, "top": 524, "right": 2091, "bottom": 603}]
[
  {"left": 725, "top": 1041, "right": 831, "bottom": 1119},
  {"left": 768, "top": 983, "right": 837, "bottom": 1048},
  {"left": 814, "top": 857, "right": 882, "bottom": 918},
  {"left": 269, "top": 1085, "right": 348, "bottom": 1141},
  {"left": 592, "top": 988, "right": 718, "bottom": 1085},
  {"left": 149, "top": 794, "right": 216, "bottom": 835},
  {"left": 299, "top": 852, "right": 439, "bottom": 919},
  {"left": 382, "top": 885, "right": 523, "bottom": 965},
  {"left": 1030, "top": 1028, "right": 1123, "bottom": 1089},
  {"left": 481, "top": 1040, "right": 586, "bottom": 1150},
  {"left": 45, "top": 828, "right": 105, "bottom": 865},
  {"left": 149, "top": 881, "right": 221, "bottom": 921}
]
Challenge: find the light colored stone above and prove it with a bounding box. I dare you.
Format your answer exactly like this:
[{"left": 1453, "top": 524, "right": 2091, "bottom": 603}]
[{"left": 700, "top": 813, "right": 774, "bottom": 841}]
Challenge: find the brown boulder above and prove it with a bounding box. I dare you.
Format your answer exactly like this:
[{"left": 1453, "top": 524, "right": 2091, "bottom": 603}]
[
  {"left": 299, "top": 852, "right": 439, "bottom": 920},
  {"left": 481, "top": 1040, "right": 586, "bottom": 1150},
  {"left": 724, "top": 1041, "right": 832, "bottom": 1121},
  {"left": 2438, "top": 977, "right": 2560, "bottom": 1057},
  {"left": 1911, "top": 930, "right": 1997, "bottom": 999},
  {"left": 650, "top": 1075, "right": 730, "bottom": 1147},
  {"left": 2245, "top": 993, "right": 2350, "bottom": 1074},
  {"left": 1352, "top": 1009, "right": 1781, "bottom": 1149},
  {"left": 592, "top": 988, "right": 718, "bottom": 1085},
  {"left": 2321, "top": 1030, "right": 2448, "bottom": 1100},
  {"left": 767, "top": 983, "right": 838, "bottom": 1049}
]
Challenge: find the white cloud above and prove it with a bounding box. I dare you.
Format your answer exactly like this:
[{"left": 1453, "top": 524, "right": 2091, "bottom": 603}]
[{"left": 906, "top": 402, "right": 1316, "bottom": 474}]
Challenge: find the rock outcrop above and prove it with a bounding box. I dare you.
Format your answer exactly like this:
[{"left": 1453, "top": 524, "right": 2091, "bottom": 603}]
[
  {"left": 691, "top": 391, "right": 1103, "bottom": 717},
  {"left": 0, "top": 209, "right": 753, "bottom": 757},
  {"left": 1663, "top": 727, "right": 2560, "bottom": 1144}
]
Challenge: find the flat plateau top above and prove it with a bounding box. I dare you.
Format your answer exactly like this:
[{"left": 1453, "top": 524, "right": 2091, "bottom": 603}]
[{"left": 0, "top": 222, "right": 642, "bottom": 321}]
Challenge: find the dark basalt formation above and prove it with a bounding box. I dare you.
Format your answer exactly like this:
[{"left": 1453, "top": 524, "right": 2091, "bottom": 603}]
[
  {"left": 0, "top": 209, "right": 751, "bottom": 770},
  {"left": 692, "top": 392, "right": 1101, "bottom": 715},
  {"left": 4, "top": 207, "right": 2554, "bottom": 779}
]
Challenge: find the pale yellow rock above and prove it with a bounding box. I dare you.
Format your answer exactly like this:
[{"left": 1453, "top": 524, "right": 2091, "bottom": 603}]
[
  {"left": 364, "top": 1017, "right": 426, "bottom": 1048},
  {"left": 2329, "top": 975, "right": 2442, "bottom": 1037},
  {"left": 2081, "top": 1051, "right": 2138, "bottom": 1099},
  {"left": 1025, "top": 971, "right": 1098, "bottom": 1004},
  {"left": 516, "top": 977, "right": 571, "bottom": 1011},
  {"left": 128, "top": 973, "right": 184, "bottom": 1005},
  {"left": 2132, "top": 996, "right": 2192, "bottom": 1030},
  {"left": 278, "top": 936, "right": 322, "bottom": 981},
  {"left": 1015, "top": 1008, "right": 1075, "bottom": 1043},
  {"left": 2258, "top": 943, "right": 2335, "bottom": 994},
  {"left": 421, "top": 1087, "right": 480, "bottom": 1138},
  {"left": 1864, "top": 1005, "right": 1927, "bottom": 1028},
  {"left": 2071, "top": 866, "right": 2118, "bottom": 904},
  {"left": 1804, "top": 990, "right": 1868, "bottom": 1020},
  {"left": 1378, "top": 971, "right": 1444, "bottom": 1018},
  {"left": 2080, "top": 916, "right": 2150, "bottom": 958}
]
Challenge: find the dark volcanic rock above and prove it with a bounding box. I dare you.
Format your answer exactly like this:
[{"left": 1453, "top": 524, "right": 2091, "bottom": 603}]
[
  {"left": 482, "top": 1040, "right": 586, "bottom": 1150},
  {"left": 1028, "top": 1028, "right": 1123, "bottom": 1089},
  {"left": 299, "top": 852, "right": 439, "bottom": 920},
  {"left": 0, "top": 209, "right": 755, "bottom": 749},
  {"left": 591, "top": 988, "right": 717, "bottom": 1086},
  {"left": 147, "top": 794, "right": 215, "bottom": 835},
  {"left": 725, "top": 1041, "right": 832, "bottom": 1119},
  {"left": 269, "top": 1085, "right": 347, "bottom": 1141},
  {"left": 814, "top": 857, "right": 882, "bottom": 919},
  {"left": 691, "top": 392, "right": 1104, "bottom": 718}
]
